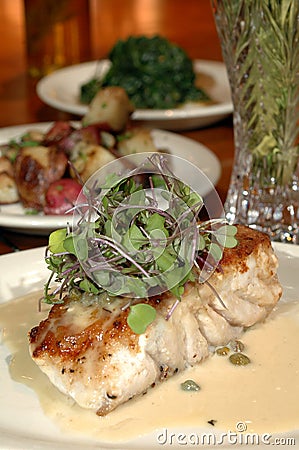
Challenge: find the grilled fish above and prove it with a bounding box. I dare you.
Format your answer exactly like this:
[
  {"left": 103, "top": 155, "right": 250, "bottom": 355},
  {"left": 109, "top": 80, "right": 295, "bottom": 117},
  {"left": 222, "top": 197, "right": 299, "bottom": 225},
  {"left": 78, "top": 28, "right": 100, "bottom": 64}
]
[{"left": 29, "top": 225, "right": 282, "bottom": 415}]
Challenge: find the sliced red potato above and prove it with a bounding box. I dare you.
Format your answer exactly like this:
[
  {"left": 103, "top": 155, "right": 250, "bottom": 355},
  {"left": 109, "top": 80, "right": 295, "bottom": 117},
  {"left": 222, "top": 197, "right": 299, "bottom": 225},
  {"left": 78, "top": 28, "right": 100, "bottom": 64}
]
[
  {"left": 44, "top": 178, "right": 83, "bottom": 215},
  {"left": 14, "top": 146, "right": 68, "bottom": 210}
]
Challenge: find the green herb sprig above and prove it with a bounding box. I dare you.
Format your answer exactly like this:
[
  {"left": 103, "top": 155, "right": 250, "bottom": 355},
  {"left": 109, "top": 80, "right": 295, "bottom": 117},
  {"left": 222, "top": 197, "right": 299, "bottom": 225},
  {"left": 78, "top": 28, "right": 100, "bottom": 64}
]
[
  {"left": 213, "top": 0, "right": 299, "bottom": 187},
  {"left": 44, "top": 154, "right": 237, "bottom": 334}
]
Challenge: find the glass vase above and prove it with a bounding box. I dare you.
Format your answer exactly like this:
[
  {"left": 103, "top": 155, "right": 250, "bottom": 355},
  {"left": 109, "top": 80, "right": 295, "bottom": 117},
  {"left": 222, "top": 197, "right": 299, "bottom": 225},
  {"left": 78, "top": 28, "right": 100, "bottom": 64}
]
[{"left": 212, "top": 0, "right": 299, "bottom": 244}]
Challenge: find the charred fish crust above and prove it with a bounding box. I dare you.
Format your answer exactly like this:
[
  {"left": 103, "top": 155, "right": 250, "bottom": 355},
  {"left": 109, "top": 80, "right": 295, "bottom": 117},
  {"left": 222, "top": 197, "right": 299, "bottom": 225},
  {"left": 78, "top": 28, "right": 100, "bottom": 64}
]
[
  {"left": 112, "top": 320, "right": 121, "bottom": 329},
  {"left": 31, "top": 330, "right": 57, "bottom": 358},
  {"left": 31, "top": 297, "right": 140, "bottom": 362},
  {"left": 96, "top": 406, "right": 109, "bottom": 416},
  {"left": 29, "top": 325, "right": 39, "bottom": 342},
  {"left": 29, "top": 225, "right": 282, "bottom": 415},
  {"left": 77, "top": 356, "right": 86, "bottom": 363},
  {"left": 149, "top": 296, "right": 163, "bottom": 305},
  {"left": 106, "top": 393, "right": 117, "bottom": 399},
  {"left": 220, "top": 225, "right": 271, "bottom": 273},
  {"left": 104, "top": 321, "right": 135, "bottom": 342},
  {"left": 159, "top": 364, "right": 169, "bottom": 378},
  {"left": 159, "top": 364, "right": 179, "bottom": 380}
]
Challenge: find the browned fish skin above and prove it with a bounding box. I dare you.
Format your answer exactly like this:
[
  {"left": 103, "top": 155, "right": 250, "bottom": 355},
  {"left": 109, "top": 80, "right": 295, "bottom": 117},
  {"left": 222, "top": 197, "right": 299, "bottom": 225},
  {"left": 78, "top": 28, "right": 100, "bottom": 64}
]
[{"left": 29, "top": 225, "right": 282, "bottom": 415}]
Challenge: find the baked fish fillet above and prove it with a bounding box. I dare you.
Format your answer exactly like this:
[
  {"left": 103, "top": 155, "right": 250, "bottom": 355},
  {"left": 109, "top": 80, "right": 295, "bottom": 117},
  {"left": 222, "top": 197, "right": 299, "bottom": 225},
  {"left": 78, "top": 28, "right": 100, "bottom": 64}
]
[{"left": 29, "top": 225, "right": 282, "bottom": 415}]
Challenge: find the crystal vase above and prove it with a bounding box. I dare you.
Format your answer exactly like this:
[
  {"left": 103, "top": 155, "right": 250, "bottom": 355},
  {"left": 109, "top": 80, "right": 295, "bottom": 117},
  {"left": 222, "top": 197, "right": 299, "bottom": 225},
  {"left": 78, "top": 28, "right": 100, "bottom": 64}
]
[{"left": 212, "top": 0, "right": 299, "bottom": 243}]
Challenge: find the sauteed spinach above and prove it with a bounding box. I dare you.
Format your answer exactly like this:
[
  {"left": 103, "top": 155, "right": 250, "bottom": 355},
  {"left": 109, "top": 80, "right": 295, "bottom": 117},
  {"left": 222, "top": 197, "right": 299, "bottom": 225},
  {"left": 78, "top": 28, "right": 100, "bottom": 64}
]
[{"left": 80, "top": 35, "right": 209, "bottom": 109}]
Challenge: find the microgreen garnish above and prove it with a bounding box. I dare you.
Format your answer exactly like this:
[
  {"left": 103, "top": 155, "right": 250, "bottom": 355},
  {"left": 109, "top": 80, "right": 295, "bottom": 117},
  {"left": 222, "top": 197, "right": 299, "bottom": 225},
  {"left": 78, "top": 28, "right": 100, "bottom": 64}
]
[
  {"left": 43, "top": 153, "right": 238, "bottom": 334},
  {"left": 48, "top": 228, "right": 67, "bottom": 253},
  {"left": 127, "top": 304, "right": 157, "bottom": 334}
]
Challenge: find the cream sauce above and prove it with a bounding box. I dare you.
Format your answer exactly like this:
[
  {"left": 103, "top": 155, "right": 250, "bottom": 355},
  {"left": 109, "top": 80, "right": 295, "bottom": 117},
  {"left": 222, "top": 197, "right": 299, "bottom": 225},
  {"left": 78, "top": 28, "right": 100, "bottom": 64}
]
[{"left": 0, "top": 292, "right": 299, "bottom": 443}]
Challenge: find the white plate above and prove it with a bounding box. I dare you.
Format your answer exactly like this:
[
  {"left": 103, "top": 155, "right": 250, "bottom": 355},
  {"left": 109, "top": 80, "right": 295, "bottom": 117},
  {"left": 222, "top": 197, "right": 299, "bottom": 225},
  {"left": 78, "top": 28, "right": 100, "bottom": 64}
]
[
  {"left": 0, "top": 242, "right": 298, "bottom": 449},
  {"left": 36, "top": 60, "right": 233, "bottom": 130},
  {"left": 0, "top": 123, "right": 221, "bottom": 235}
]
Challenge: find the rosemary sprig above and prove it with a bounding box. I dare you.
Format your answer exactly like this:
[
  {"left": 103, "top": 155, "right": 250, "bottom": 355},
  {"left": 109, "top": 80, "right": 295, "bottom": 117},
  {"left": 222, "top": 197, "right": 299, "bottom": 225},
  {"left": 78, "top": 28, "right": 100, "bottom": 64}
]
[{"left": 213, "top": 0, "right": 299, "bottom": 187}]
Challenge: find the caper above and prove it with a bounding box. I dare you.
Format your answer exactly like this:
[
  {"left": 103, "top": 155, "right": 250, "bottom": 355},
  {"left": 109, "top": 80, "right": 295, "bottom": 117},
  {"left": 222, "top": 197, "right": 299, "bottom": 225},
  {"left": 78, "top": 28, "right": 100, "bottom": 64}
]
[
  {"left": 230, "top": 339, "right": 245, "bottom": 352},
  {"left": 180, "top": 379, "right": 201, "bottom": 391},
  {"left": 216, "top": 346, "right": 230, "bottom": 356},
  {"left": 229, "top": 352, "right": 251, "bottom": 366}
]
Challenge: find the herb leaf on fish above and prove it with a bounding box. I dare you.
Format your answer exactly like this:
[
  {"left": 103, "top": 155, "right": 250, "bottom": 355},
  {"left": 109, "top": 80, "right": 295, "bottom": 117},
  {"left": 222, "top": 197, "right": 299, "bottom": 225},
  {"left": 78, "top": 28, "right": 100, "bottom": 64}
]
[{"left": 44, "top": 154, "right": 237, "bottom": 334}]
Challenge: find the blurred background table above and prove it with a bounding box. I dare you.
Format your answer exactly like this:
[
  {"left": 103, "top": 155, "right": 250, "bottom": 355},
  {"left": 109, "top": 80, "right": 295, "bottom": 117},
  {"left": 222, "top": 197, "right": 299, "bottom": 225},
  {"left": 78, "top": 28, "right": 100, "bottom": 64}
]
[{"left": 0, "top": 0, "right": 234, "bottom": 255}]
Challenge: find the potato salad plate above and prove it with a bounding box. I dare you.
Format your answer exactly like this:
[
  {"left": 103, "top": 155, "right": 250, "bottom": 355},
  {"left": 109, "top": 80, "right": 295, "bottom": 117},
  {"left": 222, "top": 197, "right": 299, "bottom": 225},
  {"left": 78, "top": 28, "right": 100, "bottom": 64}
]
[{"left": 0, "top": 122, "right": 221, "bottom": 234}]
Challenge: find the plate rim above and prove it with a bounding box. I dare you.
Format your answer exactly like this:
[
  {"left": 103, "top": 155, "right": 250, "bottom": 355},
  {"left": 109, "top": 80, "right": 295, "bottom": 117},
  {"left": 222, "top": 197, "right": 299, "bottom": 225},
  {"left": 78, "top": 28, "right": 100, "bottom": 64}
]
[{"left": 36, "top": 59, "right": 233, "bottom": 120}]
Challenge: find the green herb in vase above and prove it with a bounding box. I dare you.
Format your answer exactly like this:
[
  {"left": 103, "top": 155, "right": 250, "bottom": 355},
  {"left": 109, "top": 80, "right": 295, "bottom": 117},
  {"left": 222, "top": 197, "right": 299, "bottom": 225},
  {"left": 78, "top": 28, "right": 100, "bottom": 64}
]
[{"left": 212, "top": 0, "right": 299, "bottom": 243}]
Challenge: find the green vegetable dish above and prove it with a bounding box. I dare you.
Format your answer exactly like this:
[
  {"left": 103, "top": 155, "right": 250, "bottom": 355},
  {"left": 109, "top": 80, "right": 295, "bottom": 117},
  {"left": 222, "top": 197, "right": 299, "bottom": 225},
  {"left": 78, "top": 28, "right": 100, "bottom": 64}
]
[{"left": 80, "top": 35, "right": 210, "bottom": 109}]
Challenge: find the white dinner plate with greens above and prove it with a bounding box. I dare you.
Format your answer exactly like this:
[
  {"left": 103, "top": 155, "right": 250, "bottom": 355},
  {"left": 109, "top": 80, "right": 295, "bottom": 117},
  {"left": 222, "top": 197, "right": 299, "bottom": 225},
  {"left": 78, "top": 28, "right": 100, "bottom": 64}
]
[{"left": 36, "top": 60, "right": 233, "bottom": 130}]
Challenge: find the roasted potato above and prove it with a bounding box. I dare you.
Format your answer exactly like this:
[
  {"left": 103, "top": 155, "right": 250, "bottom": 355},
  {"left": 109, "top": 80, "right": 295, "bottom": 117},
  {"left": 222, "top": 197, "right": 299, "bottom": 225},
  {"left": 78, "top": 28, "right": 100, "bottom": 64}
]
[
  {"left": 117, "top": 128, "right": 158, "bottom": 156},
  {"left": 0, "top": 172, "right": 19, "bottom": 204},
  {"left": 82, "top": 87, "right": 134, "bottom": 132},
  {"left": 14, "top": 146, "right": 68, "bottom": 209},
  {"left": 0, "top": 156, "right": 19, "bottom": 204},
  {"left": 71, "top": 143, "right": 116, "bottom": 183}
]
